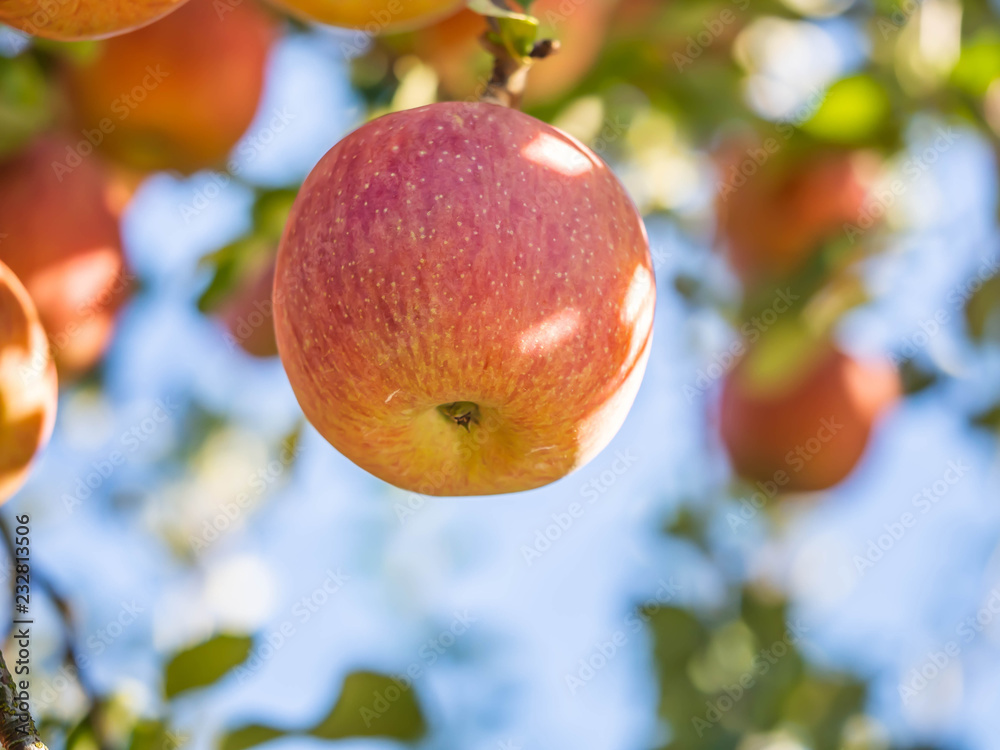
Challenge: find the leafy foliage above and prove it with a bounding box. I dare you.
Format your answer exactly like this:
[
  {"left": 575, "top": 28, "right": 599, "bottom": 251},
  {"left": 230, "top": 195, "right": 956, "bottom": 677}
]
[
  {"left": 164, "top": 634, "right": 254, "bottom": 698},
  {"left": 218, "top": 671, "right": 426, "bottom": 750}
]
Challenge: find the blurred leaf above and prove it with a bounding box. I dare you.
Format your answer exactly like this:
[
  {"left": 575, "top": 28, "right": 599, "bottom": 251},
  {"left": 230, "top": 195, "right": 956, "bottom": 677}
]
[
  {"left": 951, "top": 31, "right": 1000, "bottom": 98},
  {"left": 971, "top": 403, "right": 1000, "bottom": 431},
  {"left": 219, "top": 725, "right": 287, "bottom": 750},
  {"left": 467, "top": 0, "right": 534, "bottom": 22},
  {"left": 0, "top": 55, "right": 51, "bottom": 158},
  {"left": 198, "top": 187, "right": 288, "bottom": 315},
  {"left": 964, "top": 271, "right": 1000, "bottom": 342},
  {"left": 898, "top": 358, "right": 938, "bottom": 395},
  {"left": 197, "top": 236, "right": 275, "bottom": 314},
  {"left": 469, "top": 0, "right": 539, "bottom": 58},
  {"left": 252, "top": 188, "right": 298, "bottom": 241},
  {"left": 66, "top": 716, "right": 99, "bottom": 750},
  {"left": 802, "top": 75, "right": 892, "bottom": 145},
  {"left": 164, "top": 634, "right": 253, "bottom": 698},
  {"left": 648, "top": 607, "right": 706, "bottom": 667},
  {"left": 665, "top": 506, "right": 712, "bottom": 550},
  {"left": 309, "top": 671, "right": 426, "bottom": 741},
  {"left": 129, "top": 721, "right": 169, "bottom": 750},
  {"left": 31, "top": 38, "right": 101, "bottom": 63},
  {"left": 784, "top": 678, "right": 866, "bottom": 750},
  {"left": 216, "top": 671, "right": 425, "bottom": 750}
]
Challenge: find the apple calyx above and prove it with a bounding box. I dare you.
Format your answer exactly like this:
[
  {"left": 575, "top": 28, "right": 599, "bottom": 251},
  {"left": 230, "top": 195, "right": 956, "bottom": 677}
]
[{"left": 438, "top": 401, "right": 482, "bottom": 431}]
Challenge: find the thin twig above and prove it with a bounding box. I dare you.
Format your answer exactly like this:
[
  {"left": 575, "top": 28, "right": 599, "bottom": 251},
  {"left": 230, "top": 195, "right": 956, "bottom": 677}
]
[{"left": 0, "top": 648, "right": 46, "bottom": 750}]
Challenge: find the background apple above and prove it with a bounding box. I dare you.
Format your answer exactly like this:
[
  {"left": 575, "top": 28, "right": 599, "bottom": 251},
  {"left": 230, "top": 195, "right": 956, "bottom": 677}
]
[
  {"left": 265, "top": 0, "right": 462, "bottom": 32},
  {"left": 198, "top": 189, "right": 293, "bottom": 358},
  {"left": 203, "top": 247, "right": 278, "bottom": 359},
  {"left": 720, "top": 339, "right": 900, "bottom": 493},
  {"left": 0, "top": 135, "right": 130, "bottom": 379},
  {"left": 0, "top": 261, "right": 58, "bottom": 503},
  {"left": 63, "top": 0, "right": 277, "bottom": 174},
  {"left": 274, "top": 101, "right": 655, "bottom": 496},
  {"left": 716, "top": 146, "right": 880, "bottom": 285},
  {"left": 0, "top": 0, "right": 189, "bottom": 41},
  {"left": 220, "top": 256, "right": 278, "bottom": 358}
]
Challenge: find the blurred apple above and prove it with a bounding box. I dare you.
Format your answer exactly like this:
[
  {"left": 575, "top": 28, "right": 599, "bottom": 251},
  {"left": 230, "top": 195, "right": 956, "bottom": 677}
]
[
  {"left": 0, "top": 261, "right": 58, "bottom": 503},
  {"left": 63, "top": 0, "right": 277, "bottom": 174},
  {"left": 716, "top": 146, "right": 880, "bottom": 284},
  {"left": 200, "top": 245, "right": 278, "bottom": 358},
  {"left": 397, "top": 0, "right": 611, "bottom": 105},
  {"left": 0, "top": 135, "right": 130, "bottom": 379},
  {"left": 0, "top": 0, "right": 189, "bottom": 41},
  {"left": 199, "top": 189, "right": 292, "bottom": 358},
  {"left": 265, "top": 0, "right": 462, "bottom": 32},
  {"left": 274, "top": 101, "right": 654, "bottom": 495},
  {"left": 720, "top": 340, "right": 899, "bottom": 492},
  {"left": 218, "top": 256, "right": 278, "bottom": 358}
]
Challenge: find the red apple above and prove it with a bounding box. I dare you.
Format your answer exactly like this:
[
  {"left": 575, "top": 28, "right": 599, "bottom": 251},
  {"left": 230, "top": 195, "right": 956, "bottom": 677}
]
[
  {"left": 0, "top": 0, "right": 189, "bottom": 41},
  {"left": 274, "top": 102, "right": 654, "bottom": 495},
  {"left": 0, "top": 135, "right": 130, "bottom": 379},
  {"left": 720, "top": 341, "right": 899, "bottom": 492},
  {"left": 716, "top": 146, "right": 880, "bottom": 284},
  {"left": 0, "top": 261, "right": 58, "bottom": 503},
  {"left": 265, "top": 0, "right": 462, "bottom": 32},
  {"left": 63, "top": 0, "right": 277, "bottom": 174}
]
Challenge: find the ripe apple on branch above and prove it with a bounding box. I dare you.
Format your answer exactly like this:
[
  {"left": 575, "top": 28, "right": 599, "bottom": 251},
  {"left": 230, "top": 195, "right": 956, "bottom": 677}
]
[{"left": 273, "top": 0, "right": 656, "bottom": 495}]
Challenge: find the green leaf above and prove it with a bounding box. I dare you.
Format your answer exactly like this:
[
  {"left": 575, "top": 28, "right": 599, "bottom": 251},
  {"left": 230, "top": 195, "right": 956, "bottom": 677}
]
[
  {"left": 0, "top": 55, "right": 52, "bottom": 158},
  {"left": 467, "top": 0, "right": 539, "bottom": 58},
  {"left": 964, "top": 271, "right": 1000, "bottom": 342},
  {"left": 215, "top": 671, "right": 425, "bottom": 750},
  {"left": 252, "top": 188, "right": 298, "bottom": 241},
  {"left": 899, "top": 358, "right": 938, "bottom": 395},
  {"left": 972, "top": 403, "right": 1000, "bottom": 431},
  {"left": 219, "top": 725, "right": 287, "bottom": 750},
  {"left": 31, "top": 38, "right": 102, "bottom": 63},
  {"left": 801, "top": 75, "right": 891, "bottom": 145},
  {"left": 467, "top": 0, "right": 534, "bottom": 21},
  {"left": 308, "top": 671, "right": 426, "bottom": 741},
  {"left": 164, "top": 634, "right": 254, "bottom": 698},
  {"left": 129, "top": 721, "right": 170, "bottom": 750},
  {"left": 951, "top": 31, "right": 1000, "bottom": 98},
  {"left": 196, "top": 236, "right": 275, "bottom": 314},
  {"left": 66, "top": 716, "right": 99, "bottom": 750}
]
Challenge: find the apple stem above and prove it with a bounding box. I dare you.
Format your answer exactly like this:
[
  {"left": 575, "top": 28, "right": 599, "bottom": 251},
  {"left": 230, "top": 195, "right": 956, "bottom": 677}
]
[
  {"left": 477, "top": 1, "right": 559, "bottom": 109},
  {"left": 438, "top": 402, "right": 482, "bottom": 431}
]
